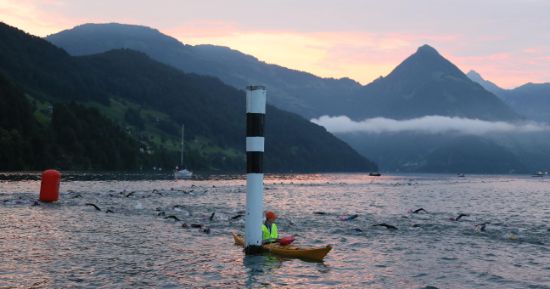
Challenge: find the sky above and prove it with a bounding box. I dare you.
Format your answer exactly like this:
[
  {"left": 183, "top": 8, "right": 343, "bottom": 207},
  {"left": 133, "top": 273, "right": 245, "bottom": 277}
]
[{"left": 1, "top": 0, "right": 549, "bottom": 88}]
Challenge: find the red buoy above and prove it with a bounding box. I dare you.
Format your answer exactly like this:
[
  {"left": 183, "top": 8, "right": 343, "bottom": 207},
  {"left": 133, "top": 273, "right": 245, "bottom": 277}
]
[{"left": 39, "top": 169, "right": 61, "bottom": 202}]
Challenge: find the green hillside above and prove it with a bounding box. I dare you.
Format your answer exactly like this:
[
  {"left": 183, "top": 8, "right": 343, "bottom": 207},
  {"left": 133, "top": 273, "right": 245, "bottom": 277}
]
[{"left": 0, "top": 74, "right": 143, "bottom": 170}]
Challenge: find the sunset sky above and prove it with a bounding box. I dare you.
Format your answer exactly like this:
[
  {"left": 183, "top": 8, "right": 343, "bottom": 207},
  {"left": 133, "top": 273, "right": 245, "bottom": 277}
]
[{"left": 1, "top": 0, "right": 548, "bottom": 88}]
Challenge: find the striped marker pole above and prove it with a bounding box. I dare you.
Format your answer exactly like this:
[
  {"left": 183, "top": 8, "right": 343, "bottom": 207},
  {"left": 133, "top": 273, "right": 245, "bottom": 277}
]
[{"left": 244, "top": 85, "right": 267, "bottom": 254}]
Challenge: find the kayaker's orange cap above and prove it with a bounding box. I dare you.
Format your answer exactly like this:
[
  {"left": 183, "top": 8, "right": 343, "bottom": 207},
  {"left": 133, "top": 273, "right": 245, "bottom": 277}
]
[{"left": 266, "top": 211, "right": 277, "bottom": 220}]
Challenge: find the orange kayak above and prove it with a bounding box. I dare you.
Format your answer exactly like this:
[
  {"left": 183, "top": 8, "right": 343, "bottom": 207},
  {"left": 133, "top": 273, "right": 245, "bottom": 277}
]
[{"left": 232, "top": 232, "right": 332, "bottom": 262}]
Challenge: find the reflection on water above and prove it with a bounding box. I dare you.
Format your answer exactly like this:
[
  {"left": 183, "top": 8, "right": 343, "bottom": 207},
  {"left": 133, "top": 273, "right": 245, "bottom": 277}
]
[
  {"left": 0, "top": 173, "right": 549, "bottom": 288},
  {"left": 243, "top": 254, "right": 333, "bottom": 288},
  {"left": 243, "top": 255, "right": 282, "bottom": 288}
]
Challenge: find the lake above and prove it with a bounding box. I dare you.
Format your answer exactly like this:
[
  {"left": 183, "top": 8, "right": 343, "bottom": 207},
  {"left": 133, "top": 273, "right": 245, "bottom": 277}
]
[{"left": 1, "top": 173, "right": 549, "bottom": 288}]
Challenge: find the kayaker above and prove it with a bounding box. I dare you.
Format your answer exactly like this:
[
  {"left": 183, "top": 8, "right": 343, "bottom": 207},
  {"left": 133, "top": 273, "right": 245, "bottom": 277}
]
[{"left": 262, "top": 211, "right": 279, "bottom": 244}]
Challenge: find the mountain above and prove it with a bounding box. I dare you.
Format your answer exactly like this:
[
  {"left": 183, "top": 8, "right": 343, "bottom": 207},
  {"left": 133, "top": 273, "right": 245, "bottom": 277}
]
[
  {"left": 46, "top": 23, "right": 361, "bottom": 119},
  {"left": 0, "top": 72, "right": 142, "bottom": 170},
  {"left": 42, "top": 23, "right": 545, "bottom": 173},
  {"left": 338, "top": 132, "right": 531, "bottom": 174},
  {"left": 334, "top": 47, "right": 546, "bottom": 174},
  {"left": 350, "top": 45, "right": 519, "bottom": 121},
  {"left": 502, "top": 83, "right": 550, "bottom": 123},
  {"left": 467, "top": 71, "right": 550, "bottom": 123},
  {"left": 419, "top": 135, "right": 526, "bottom": 174},
  {"left": 0, "top": 22, "right": 376, "bottom": 172},
  {"left": 466, "top": 70, "right": 506, "bottom": 96},
  {"left": 47, "top": 25, "right": 521, "bottom": 122}
]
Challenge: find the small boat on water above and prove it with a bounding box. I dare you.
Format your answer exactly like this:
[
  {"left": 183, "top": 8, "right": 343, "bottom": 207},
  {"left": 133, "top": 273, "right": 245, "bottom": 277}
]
[
  {"left": 531, "top": 171, "right": 545, "bottom": 177},
  {"left": 457, "top": 173, "right": 465, "bottom": 178},
  {"left": 232, "top": 232, "right": 332, "bottom": 262},
  {"left": 175, "top": 124, "right": 193, "bottom": 179},
  {"left": 175, "top": 168, "right": 193, "bottom": 179},
  {"left": 369, "top": 172, "right": 381, "bottom": 177}
]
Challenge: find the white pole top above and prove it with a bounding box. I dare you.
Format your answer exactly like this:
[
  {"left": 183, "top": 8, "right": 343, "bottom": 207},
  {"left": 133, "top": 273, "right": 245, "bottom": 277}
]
[{"left": 246, "top": 86, "right": 267, "bottom": 114}]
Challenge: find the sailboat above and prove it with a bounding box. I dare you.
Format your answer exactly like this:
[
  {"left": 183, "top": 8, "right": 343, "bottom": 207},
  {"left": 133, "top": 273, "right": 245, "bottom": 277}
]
[{"left": 175, "top": 124, "right": 193, "bottom": 179}]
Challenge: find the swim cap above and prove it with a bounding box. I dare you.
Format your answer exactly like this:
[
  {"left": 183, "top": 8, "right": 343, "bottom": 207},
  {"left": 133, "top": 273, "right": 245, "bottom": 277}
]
[{"left": 265, "top": 211, "right": 277, "bottom": 220}]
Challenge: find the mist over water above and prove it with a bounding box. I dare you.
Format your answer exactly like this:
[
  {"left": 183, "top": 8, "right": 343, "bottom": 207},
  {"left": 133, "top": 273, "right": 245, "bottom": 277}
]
[
  {"left": 311, "top": 115, "right": 550, "bottom": 174},
  {"left": 311, "top": 115, "right": 550, "bottom": 135},
  {"left": 1, "top": 173, "right": 549, "bottom": 288}
]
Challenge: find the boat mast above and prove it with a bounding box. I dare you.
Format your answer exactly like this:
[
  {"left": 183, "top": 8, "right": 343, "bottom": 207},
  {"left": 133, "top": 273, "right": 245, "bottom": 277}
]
[{"left": 180, "top": 124, "right": 184, "bottom": 168}]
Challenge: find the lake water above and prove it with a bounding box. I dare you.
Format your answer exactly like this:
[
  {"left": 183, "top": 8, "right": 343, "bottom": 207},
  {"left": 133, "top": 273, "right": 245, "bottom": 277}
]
[{"left": 1, "top": 173, "right": 549, "bottom": 288}]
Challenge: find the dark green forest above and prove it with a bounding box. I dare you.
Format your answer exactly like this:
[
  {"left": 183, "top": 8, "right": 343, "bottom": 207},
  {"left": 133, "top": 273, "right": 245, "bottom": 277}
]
[
  {"left": 0, "top": 22, "right": 376, "bottom": 172},
  {"left": 0, "top": 74, "right": 142, "bottom": 170}
]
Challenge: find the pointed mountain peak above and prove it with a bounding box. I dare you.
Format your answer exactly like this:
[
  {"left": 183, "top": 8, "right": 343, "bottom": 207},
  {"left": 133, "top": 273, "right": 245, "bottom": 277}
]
[
  {"left": 467, "top": 70, "right": 482, "bottom": 79},
  {"left": 361, "top": 44, "right": 518, "bottom": 121},
  {"left": 466, "top": 70, "right": 505, "bottom": 95},
  {"left": 466, "top": 70, "right": 486, "bottom": 83},
  {"left": 381, "top": 44, "right": 465, "bottom": 83},
  {"left": 416, "top": 44, "right": 439, "bottom": 56}
]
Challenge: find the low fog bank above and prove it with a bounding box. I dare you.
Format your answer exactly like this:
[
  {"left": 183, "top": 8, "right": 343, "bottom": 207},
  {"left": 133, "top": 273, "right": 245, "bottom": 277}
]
[
  {"left": 311, "top": 115, "right": 549, "bottom": 135},
  {"left": 311, "top": 116, "right": 550, "bottom": 173}
]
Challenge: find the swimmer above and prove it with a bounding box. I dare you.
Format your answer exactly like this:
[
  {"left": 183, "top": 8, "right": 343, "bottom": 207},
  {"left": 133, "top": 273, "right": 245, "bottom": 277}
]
[
  {"left": 339, "top": 214, "right": 359, "bottom": 221},
  {"left": 164, "top": 215, "right": 181, "bottom": 221},
  {"left": 450, "top": 213, "right": 470, "bottom": 221},
  {"left": 474, "top": 222, "right": 489, "bottom": 232},
  {"left": 410, "top": 208, "right": 428, "bottom": 214},
  {"left": 372, "top": 223, "right": 398, "bottom": 230},
  {"left": 85, "top": 203, "right": 101, "bottom": 211}
]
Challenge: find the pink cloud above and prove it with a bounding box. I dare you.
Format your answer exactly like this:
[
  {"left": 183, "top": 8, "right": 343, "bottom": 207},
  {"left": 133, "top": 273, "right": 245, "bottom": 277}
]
[
  {"left": 523, "top": 47, "right": 539, "bottom": 54},
  {"left": 1, "top": 1, "right": 67, "bottom": 33},
  {"left": 450, "top": 48, "right": 550, "bottom": 88}
]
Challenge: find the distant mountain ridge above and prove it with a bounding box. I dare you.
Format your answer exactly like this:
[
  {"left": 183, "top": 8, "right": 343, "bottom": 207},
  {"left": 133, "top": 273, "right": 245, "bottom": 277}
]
[
  {"left": 47, "top": 23, "right": 519, "bottom": 122},
  {"left": 501, "top": 82, "right": 550, "bottom": 123},
  {"left": 467, "top": 70, "right": 550, "bottom": 122},
  {"left": 466, "top": 70, "right": 506, "bottom": 96},
  {"left": 47, "top": 23, "right": 361, "bottom": 119}
]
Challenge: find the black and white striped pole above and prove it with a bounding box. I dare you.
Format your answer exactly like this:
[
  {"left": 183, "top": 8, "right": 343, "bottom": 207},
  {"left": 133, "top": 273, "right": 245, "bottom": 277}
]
[{"left": 244, "top": 85, "right": 266, "bottom": 254}]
